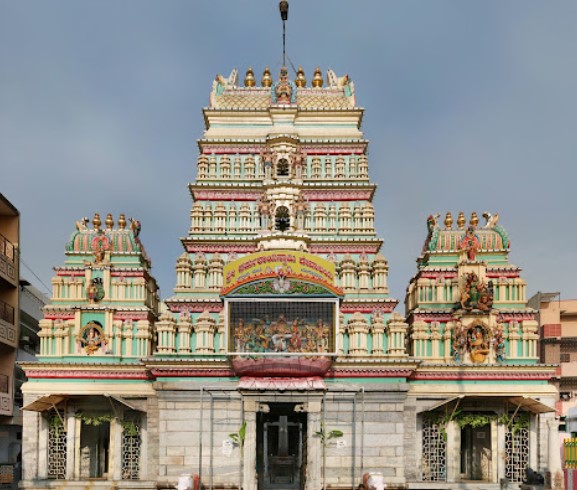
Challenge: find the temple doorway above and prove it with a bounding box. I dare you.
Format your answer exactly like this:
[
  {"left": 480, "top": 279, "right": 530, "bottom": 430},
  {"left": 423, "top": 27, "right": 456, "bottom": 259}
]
[
  {"left": 460, "top": 424, "right": 492, "bottom": 481},
  {"left": 257, "top": 403, "right": 307, "bottom": 490}
]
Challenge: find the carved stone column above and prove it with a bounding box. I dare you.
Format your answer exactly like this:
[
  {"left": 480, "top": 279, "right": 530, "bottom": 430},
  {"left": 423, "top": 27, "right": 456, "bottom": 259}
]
[
  {"left": 156, "top": 313, "right": 175, "bottom": 354},
  {"left": 387, "top": 313, "right": 408, "bottom": 357},
  {"left": 547, "top": 418, "right": 565, "bottom": 490}
]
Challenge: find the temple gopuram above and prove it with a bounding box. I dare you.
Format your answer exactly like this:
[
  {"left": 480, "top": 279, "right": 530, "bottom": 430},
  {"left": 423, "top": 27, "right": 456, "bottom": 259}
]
[{"left": 19, "top": 66, "right": 562, "bottom": 490}]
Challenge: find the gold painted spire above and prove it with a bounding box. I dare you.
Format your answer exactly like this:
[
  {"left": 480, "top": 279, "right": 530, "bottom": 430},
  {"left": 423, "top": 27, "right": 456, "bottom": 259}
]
[
  {"left": 261, "top": 66, "right": 272, "bottom": 87},
  {"left": 92, "top": 213, "right": 101, "bottom": 230},
  {"left": 105, "top": 213, "right": 114, "bottom": 230},
  {"left": 470, "top": 211, "right": 479, "bottom": 228},
  {"left": 312, "top": 66, "right": 323, "bottom": 87},
  {"left": 244, "top": 66, "right": 256, "bottom": 87},
  {"left": 457, "top": 211, "right": 466, "bottom": 230},
  {"left": 444, "top": 212, "right": 453, "bottom": 230},
  {"left": 118, "top": 214, "right": 127, "bottom": 230},
  {"left": 295, "top": 66, "right": 306, "bottom": 87}
]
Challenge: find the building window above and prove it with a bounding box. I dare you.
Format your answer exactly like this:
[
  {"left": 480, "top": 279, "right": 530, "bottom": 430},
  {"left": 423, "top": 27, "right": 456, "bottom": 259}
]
[
  {"left": 275, "top": 206, "right": 291, "bottom": 232},
  {"left": 47, "top": 412, "right": 67, "bottom": 480},
  {"left": 421, "top": 418, "right": 446, "bottom": 481},
  {"left": 276, "top": 158, "right": 289, "bottom": 177},
  {"left": 560, "top": 353, "right": 571, "bottom": 363},
  {"left": 121, "top": 412, "right": 142, "bottom": 480}
]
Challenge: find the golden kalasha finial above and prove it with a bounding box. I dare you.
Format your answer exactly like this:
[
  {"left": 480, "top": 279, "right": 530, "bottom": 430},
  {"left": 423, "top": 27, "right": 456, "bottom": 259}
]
[
  {"left": 457, "top": 211, "right": 466, "bottom": 230},
  {"left": 244, "top": 66, "right": 256, "bottom": 87},
  {"left": 261, "top": 66, "right": 272, "bottom": 87},
  {"left": 118, "top": 213, "right": 127, "bottom": 230},
  {"left": 312, "top": 66, "right": 323, "bottom": 87},
  {"left": 105, "top": 213, "right": 114, "bottom": 230},
  {"left": 444, "top": 212, "right": 453, "bottom": 230},
  {"left": 470, "top": 211, "right": 479, "bottom": 228},
  {"left": 295, "top": 66, "right": 306, "bottom": 87},
  {"left": 92, "top": 213, "right": 101, "bottom": 230}
]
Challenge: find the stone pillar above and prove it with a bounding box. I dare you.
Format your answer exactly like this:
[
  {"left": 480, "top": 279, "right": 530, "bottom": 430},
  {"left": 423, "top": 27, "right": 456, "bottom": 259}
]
[
  {"left": 347, "top": 313, "right": 369, "bottom": 355},
  {"left": 306, "top": 407, "right": 322, "bottom": 490},
  {"left": 242, "top": 407, "right": 258, "bottom": 490},
  {"left": 547, "top": 418, "right": 565, "bottom": 490},
  {"left": 177, "top": 317, "right": 193, "bottom": 354},
  {"left": 156, "top": 313, "right": 175, "bottom": 354},
  {"left": 38, "top": 319, "right": 53, "bottom": 356},
  {"left": 370, "top": 315, "right": 386, "bottom": 356},
  {"left": 387, "top": 313, "right": 408, "bottom": 357},
  {"left": 195, "top": 310, "right": 216, "bottom": 354}
]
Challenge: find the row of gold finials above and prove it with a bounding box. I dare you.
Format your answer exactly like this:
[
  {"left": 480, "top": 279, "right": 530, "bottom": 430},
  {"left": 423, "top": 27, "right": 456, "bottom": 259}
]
[
  {"left": 78, "top": 213, "right": 137, "bottom": 231},
  {"left": 243, "top": 66, "right": 323, "bottom": 88},
  {"left": 443, "top": 211, "right": 484, "bottom": 230}
]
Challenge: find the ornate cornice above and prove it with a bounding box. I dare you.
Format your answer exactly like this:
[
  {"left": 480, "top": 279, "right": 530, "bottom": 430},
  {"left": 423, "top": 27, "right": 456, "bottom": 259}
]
[
  {"left": 192, "top": 190, "right": 262, "bottom": 201},
  {"left": 303, "top": 190, "right": 373, "bottom": 201},
  {"left": 23, "top": 364, "right": 150, "bottom": 380},
  {"left": 340, "top": 301, "right": 397, "bottom": 314},
  {"left": 309, "top": 244, "right": 381, "bottom": 254},
  {"left": 184, "top": 243, "right": 257, "bottom": 253},
  {"left": 113, "top": 311, "right": 151, "bottom": 321},
  {"left": 418, "top": 271, "right": 458, "bottom": 280},
  {"left": 149, "top": 367, "right": 234, "bottom": 378},
  {"left": 198, "top": 143, "right": 367, "bottom": 155},
  {"left": 328, "top": 367, "right": 414, "bottom": 378},
  {"left": 410, "top": 312, "right": 457, "bottom": 323},
  {"left": 497, "top": 312, "right": 537, "bottom": 322},
  {"left": 165, "top": 301, "right": 223, "bottom": 313},
  {"left": 411, "top": 365, "right": 556, "bottom": 381}
]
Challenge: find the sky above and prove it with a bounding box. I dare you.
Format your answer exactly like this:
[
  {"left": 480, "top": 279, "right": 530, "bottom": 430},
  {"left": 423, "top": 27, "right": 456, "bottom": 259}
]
[{"left": 1, "top": 0, "right": 576, "bottom": 306}]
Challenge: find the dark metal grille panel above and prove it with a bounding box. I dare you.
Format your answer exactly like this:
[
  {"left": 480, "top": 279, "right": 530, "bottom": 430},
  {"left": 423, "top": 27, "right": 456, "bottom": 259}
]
[
  {"left": 421, "top": 420, "right": 447, "bottom": 481},
  {"left": 505, "top": 425, "right": 529, "bottom": 483},
  {"left": 47, "top": 413, "right": 66, "bottom": 479},
  {"left": 121, "top": 412, "right": 142, "bottom": 480}
]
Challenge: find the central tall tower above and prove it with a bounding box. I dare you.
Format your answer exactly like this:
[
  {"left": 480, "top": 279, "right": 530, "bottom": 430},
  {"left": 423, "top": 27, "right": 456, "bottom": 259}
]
[{"left": 163, "top": 65, "right": 400, "bottom": 359}]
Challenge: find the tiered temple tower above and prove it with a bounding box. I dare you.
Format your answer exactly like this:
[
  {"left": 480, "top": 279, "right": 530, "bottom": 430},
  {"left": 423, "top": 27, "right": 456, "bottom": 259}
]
[
  {"left": 404, "top": 212, "right": 561, "bottom": 486},
  {"left": 160, "top": 65, "right": 400, "bottom": 360}
]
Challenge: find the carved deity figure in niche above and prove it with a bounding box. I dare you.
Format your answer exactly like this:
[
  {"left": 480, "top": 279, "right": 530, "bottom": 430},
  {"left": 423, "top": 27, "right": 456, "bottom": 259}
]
[
  {"left": 79, "top": 322, "right": 105, "bottom": 355},
  {"left": 260, "top": 148, "right": 274, "bottom": 180},
  {"left": 459, "top": 226, "right": 481, "bottom": 261},
  {"left": 459, "top": 272, "right": 493, "bottom": 311},
  {"left": 452, "top": 322, "right": 467, "bottom": 363},
  {"left": 294, "top": 194, "right": 309, "bottom": 231},
  {"left": 291, "top": 148, "right": 306, "bottom": 179},
  {"left": 257, "top": 194, "right": 272, "bottom": 230},
  {"left": 273, "top": 66, "right": 294, "bottom": 104},
  {"left": 467, "top": 324, "right": 490, "bottom": 363},
  {"left": 493, "top": 326, "right": 506, "bottom": 363},
  {"left": 91, "top": 233, "right": 110, "bottom": 263},
  {"left": 86, "top": 277, "right": 105, "bottom": 303}
]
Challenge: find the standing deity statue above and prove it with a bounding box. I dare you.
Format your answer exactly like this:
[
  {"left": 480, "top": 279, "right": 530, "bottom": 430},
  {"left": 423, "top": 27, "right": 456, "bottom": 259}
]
[
  {"left": 292, "top": 148, "right": 306, "bottom": 180},
  {"left": 294, "top": 194, "right": 309, "bottom": 231},
  {"left": 257, "top": 195, "right": 272, "bottom": 230},
  {"left": 260, "top": 148, "right": 274, "bottom": 180}
]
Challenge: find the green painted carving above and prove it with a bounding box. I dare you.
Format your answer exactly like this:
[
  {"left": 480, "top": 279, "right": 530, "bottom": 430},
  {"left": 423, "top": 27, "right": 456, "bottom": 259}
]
[{"left": 232, "top": 279, "right": 330, "bottom": 296}]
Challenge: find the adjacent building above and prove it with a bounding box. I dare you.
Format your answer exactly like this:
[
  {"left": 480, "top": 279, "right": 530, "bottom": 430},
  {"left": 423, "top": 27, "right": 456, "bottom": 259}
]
[
  {"left": 0, "top": 193, "right": 20, "bottom": 484},
  {"left": 529, "top": 293, "right": 577, "bottom": 419},
  {"left": 19, "top": 67, "right": 563, "bottom": 490}
]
